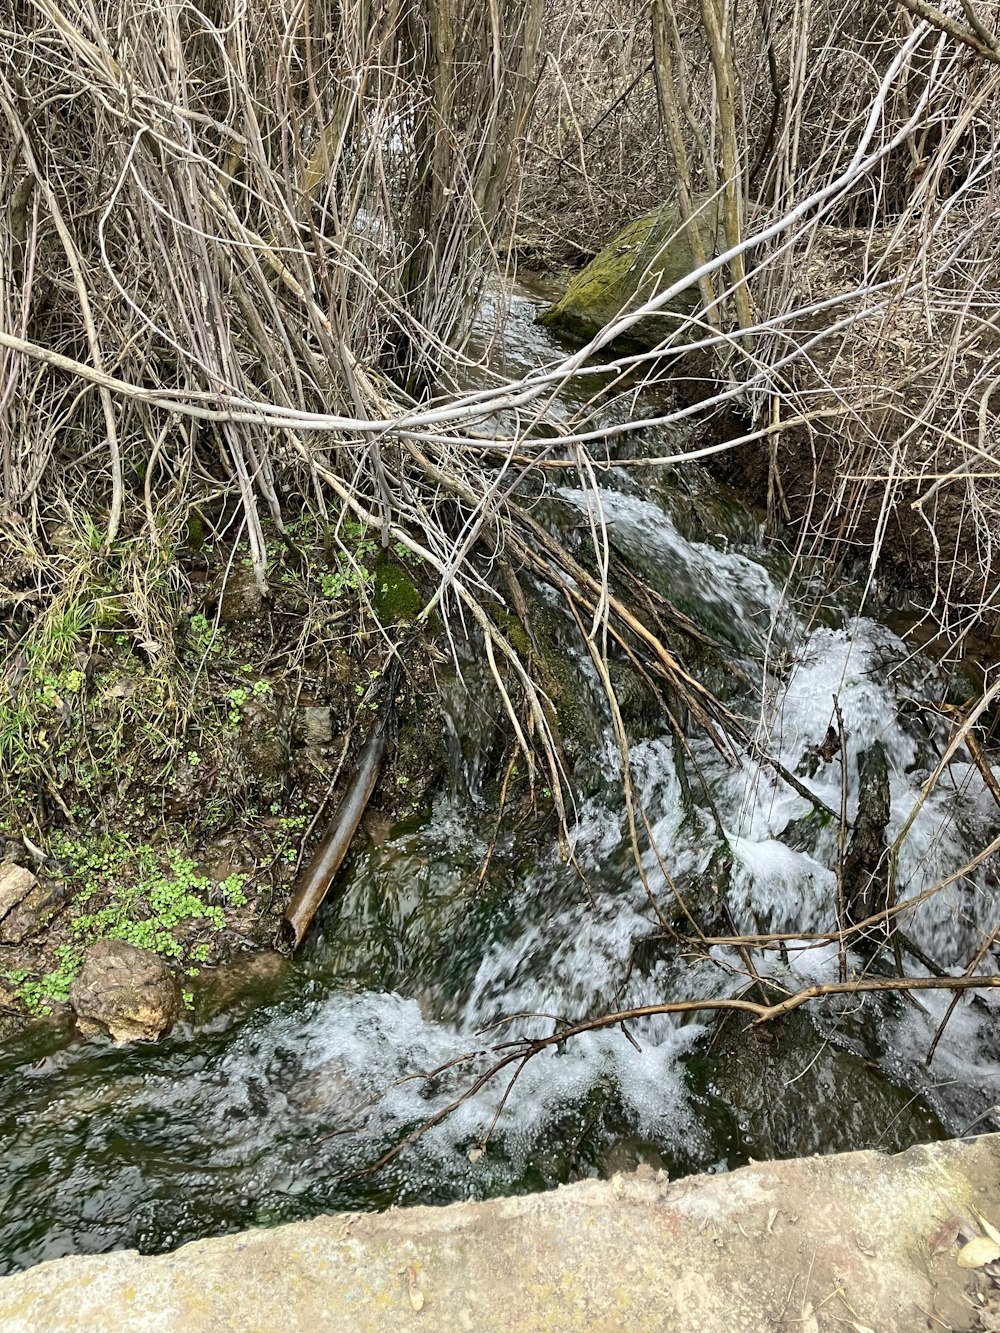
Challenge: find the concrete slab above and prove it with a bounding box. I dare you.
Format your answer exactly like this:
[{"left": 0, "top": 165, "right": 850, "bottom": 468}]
[{"left": 2, "top": 1135, "right": 1000, "bottom": 1331}]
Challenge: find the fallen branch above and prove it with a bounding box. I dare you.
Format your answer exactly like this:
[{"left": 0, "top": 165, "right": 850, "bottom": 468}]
[
  {"left": 896, "top": 0, "right": 1000, "bottom": 62},
  {"left": 346, "top": 971, "right": 1000, "bottom": 1178}
]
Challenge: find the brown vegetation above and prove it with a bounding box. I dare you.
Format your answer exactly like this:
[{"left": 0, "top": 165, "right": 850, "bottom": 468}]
[
  {"left": 1, "top": 0, "right": 1000, "bottom": 1089},
  {"left": 517, "top": 0, "right": 1000, "bottom": 642}
]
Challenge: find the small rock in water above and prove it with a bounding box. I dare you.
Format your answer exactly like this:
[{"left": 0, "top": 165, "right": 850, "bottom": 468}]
[{"left": 69, "top": 940, "right": 181, "bottom": 1044}]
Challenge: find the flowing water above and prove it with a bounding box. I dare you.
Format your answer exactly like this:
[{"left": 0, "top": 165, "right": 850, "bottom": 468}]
[{"left": 2, "top": 287, "right": 999, "bottom": 1275}]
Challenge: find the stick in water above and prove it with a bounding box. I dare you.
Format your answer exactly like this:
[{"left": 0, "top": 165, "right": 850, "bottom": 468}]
[{"left": 283, "top": 724, "right": 388, "bottom": 950}]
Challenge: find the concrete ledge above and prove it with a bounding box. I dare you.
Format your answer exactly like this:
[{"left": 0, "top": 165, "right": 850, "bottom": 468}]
[{"left": 2, "top": 1135, "right": 1000, "bottom": 1331}]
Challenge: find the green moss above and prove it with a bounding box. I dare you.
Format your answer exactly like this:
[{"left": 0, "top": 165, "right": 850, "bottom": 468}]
[
  {"left": 490, "top": 601, "right": 603, "bottom": 753},
  {"left": 186, "top": 510, "right": 205, "bottom": 551},
  {"left": 372, "top": 555, "right": 423, "bottom": 622},
  {"left": 490, "top": 605, "right": 532, "bottom": 660},
  {"left": 538, "top": 643, "right": 595, "bottom": 748}
]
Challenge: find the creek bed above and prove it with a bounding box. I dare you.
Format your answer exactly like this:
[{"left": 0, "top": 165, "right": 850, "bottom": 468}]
[{"left": 2, "top": 286, "right": 998, "bottom": 1275}]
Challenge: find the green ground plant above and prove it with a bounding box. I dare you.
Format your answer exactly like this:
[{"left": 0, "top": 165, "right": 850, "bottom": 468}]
[
  {"left": 1, "top": 833, "right": 249, "bottom": 1015},
  {"left": 0, "top": 501, "right": 437, "bottom": 1026},
  {"left": 2, "top": 946, "right": 81, "bottom": 1017},
  {"left": 0, "top": 518, "right": 191, "bottom": 823},
  {"left": 186, "top": 613, "right": 227, "bottom": 662}
]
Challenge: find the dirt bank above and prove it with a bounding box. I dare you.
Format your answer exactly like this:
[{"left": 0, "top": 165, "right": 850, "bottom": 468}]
[{"left": 0, "top": 512, "right": 448, "bottom": 1038}]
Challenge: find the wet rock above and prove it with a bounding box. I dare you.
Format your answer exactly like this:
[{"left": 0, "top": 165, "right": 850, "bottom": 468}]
[
  {"left": 291, "top": 1059, "right": 363, "bottom": 1116},
  {"left": 705, "top": 1005, "right": 944, "bottom": 1160},
  {"left": 1, "top": 890, "right": 59, "bottom": 944},
  {"left": 607, "top": 657, "right": 651, "bottom": 729},
  {"left": 217, "top": 567, "right": 264, "bottom": 624},
  {"left": 844, "top": 740, "right": 891, "bottom": 925},
  {"left": 192, "top": 951, "right": 289, "bottom": 1026},
  {"left": 0, "top": 978, "right": 24, "bottom": 1041},
  {"left": 69, "top": 941, "right": 180, "bottom": 1044},
  {"left": 163, "top": 754, "right": 206, "bottom": 819},
  {"left": 537, "top": 196, "right": 722, "bottom": 347},
  {"left": 0, "top": 836, "right": 34, "bottom": 870}
]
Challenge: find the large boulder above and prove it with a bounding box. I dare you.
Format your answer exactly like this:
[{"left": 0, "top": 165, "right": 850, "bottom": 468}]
[
  {"left": 537, "top": 197, "right": 722, "bottom": 347},
  {"left": 69, "top": 940, "right": 180, "bottom": 1043}
]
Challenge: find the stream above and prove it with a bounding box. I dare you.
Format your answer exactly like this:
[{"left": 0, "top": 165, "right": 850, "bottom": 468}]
[{"left": 2, "top": 286, "right": 1000, "bottom": 1275}]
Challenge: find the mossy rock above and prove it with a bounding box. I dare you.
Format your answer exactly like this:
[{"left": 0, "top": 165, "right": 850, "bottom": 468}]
[
  {"left": 537, "top": 198, "right": 722, "bottom": 349},
  {"left": 489, "top": 599, "right": 606, "bottom": 757},
  {"left": 373, "top": 556, "right": 423, "bottom": 623}
]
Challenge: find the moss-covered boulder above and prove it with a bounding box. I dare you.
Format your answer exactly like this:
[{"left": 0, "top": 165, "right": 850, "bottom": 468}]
[{"left": 537, "top": 198, "right": 721, "bottom": 347}]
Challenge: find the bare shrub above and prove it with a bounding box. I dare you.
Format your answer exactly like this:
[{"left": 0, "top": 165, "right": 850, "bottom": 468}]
[
  {"left": 2, "top": 0, "right": 999, "bottom": 1145},
  {"left": 519, "top": 0, "right": 1000, "bottom": 633}
]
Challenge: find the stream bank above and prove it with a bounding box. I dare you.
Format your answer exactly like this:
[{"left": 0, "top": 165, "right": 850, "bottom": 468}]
[
  {"left": 2, "top": 1134, "right": 999, "bottom": 1332},
  {"left": 0, "top": 512, "right": 448, "bottom": 1038},
  {"left": 532, "top": 214, "right": 1000, "bottom": 629}
]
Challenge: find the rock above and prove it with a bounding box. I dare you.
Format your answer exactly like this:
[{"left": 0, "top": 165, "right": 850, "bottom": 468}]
[
  {"left": 0, "top": 978, "right": 24, "bottom": 1041},
  {"left": 704, "top": 1005, "right": 944, "bottom": 1160},
  {"left": 537, "top": 196, "right": 722, "bottom": 347},
  {"left": 844, "top": 740, "right": 891, "bottom": 925},
  {"left": 163, "top": 753, "right": 206, "bottom": 819},
  {"left": 300, "top": 705, "right": 332, "bottom": 747},
  {"left": 0, "top": 864, "right": 36, "bottom": 921},
  {"left": 191, "top": 951, "right": 289, "bottom": 1026},
  {"left": 0, "top": 865, "right": 61, "bottom": 944},
  {"left": 239, "top": 693, "right": 291, "bottom": 800},
  {"left": 0, "top": 889, "right": 53, "bottom": 944},
  {"left": 0, "top": 836, "right": 34, "bottom": 869},
  {"left": 69, "top": 941, "right": 180, "bottom": 1044},
  {"left": 216, "top": 567, "right": 264, "bottom": 624}
]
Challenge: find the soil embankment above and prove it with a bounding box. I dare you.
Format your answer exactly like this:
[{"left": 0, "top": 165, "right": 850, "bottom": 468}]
[{"left": 0, "top": 516, "right": 446, "bottom": 1039}]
